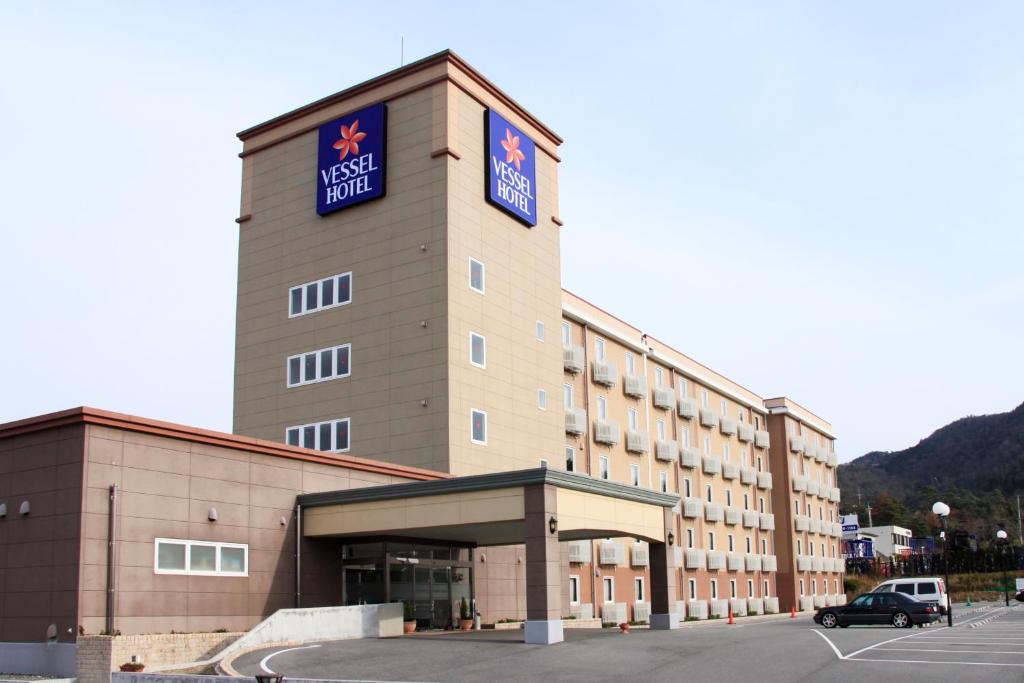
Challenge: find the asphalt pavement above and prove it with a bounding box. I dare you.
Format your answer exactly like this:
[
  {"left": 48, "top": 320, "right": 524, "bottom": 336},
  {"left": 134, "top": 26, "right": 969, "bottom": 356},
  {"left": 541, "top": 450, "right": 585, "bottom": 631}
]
[{"left": 231, "top": 602, "right": 1024, "bottom": 683}]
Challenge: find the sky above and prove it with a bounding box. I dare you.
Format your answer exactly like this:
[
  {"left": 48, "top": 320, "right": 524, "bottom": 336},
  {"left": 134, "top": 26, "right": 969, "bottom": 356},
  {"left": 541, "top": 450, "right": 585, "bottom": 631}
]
[{"left": 1, "top": 2, "right": 1021, "bottom": 461}]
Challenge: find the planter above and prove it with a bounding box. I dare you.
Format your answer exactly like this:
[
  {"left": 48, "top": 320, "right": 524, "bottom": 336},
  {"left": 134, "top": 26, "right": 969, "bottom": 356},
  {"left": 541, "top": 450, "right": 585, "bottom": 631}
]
[
  {"left": 618, "top": 622, "right": 630, "bottom": 633},
  {"left": 403, "top": 620, "right": 416, "bottom": 634},
  {"left": 459, "top": 618, "right": 473, "bottom": 631},
  {"left": 120, "top": 664, "right": 145, "bottom": 673}
]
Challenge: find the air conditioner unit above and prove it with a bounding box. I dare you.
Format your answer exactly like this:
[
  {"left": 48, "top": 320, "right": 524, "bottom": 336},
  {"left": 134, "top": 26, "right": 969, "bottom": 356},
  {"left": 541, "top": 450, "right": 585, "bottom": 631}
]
[
  {"left": 623, "top": 374, "right": 647, "bottom": 398},
  {"left": 754, "top": 430, "right": 770, "bottom": 449},
  {"left": 705, "top": 504, "right": 723, "bottom": 522},
  {"left": 683, "top": 498, "right": 703, "bottom": 518},
  {"left": 722, "top": 462, "right": 739, "bottom": 480},
  {"left": 631, "top": 543, "right": 650, "bottom": 567},
  {"left": 727, "top": 553, "right": 744, "bottom": 571},
  {"left": 678, "top": 397, "right": 698, "bottom": 419},
  {"left": 565, "top": 407, "right": 587, "bottom": 435},
  {"left": 740, "top": 467, "right": 757, "bottom": 485},
  {"left": 719, "top": 417, "right": 737, "bottom": 436},
  {"left": 700, "top": 409, "right": 719, "bottom": 429},
  {"left": 599, "top": 541, "right": 625, "bottom": 566},
  {"left": 568, "top": 540, "right": 591, "bottom": 563},
  {"left": 702, "top": 455, "right": 721, "bottom": 475},
  {"left": 757, "top": 471, "right": 773, "bottom": 490},
  {"left": 562, "top": 346, "right": 585, "bottom": 373},
  {"left": 592, "top": 360, "right": 618, "bottom": 387},
  {"left": 625, "top": 430, "right": 650, "bottom": 454},
  {"left": 594, "top": 420, "right": 620, "bottom": 445},
  {"left": 653, "top": 387, "right": 676, "bottom": 411},
  {"left": 737, "top": 423, "right": 755, "bottom": 443},
  {"left": 655, "top": 440, "right": 678, "bottom": 462},
  {"left": 680, "top": 448, "right": 700, "bottom": 468},
  {"left": 759, "top": 513, "right": 775, "bottom": 531}
]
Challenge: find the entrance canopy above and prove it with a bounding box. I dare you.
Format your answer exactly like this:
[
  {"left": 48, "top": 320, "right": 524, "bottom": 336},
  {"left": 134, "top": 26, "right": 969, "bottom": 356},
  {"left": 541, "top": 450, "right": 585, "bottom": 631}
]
[{"left": 298, "top": 468, "right": 679, "bottom": 546}]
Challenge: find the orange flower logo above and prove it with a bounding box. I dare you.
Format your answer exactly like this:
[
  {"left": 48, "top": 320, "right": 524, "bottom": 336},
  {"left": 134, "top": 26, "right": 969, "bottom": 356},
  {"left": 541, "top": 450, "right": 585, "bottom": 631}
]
[
  {"left": 332, "top": 120, "right": 367, "bottom": 161},
  {"left": 500, "top": 128, "right": 525, "bottom": 171}
]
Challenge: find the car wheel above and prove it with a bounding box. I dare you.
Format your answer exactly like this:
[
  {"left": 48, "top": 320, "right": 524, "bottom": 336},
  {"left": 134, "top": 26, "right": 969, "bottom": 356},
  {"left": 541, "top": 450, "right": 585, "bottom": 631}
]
[
  {"left": 892, "top": 612, "right": 910, "bottom": 628},
  {"left": 821, "top": 612, "right": 838, "bottom": 629}
]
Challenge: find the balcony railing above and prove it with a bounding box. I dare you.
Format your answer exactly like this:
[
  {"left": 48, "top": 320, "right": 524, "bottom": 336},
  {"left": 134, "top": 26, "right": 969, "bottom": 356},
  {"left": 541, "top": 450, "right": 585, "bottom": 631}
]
[
  {"left": 652, "top": 387, "right": 676, "bottom": 411},
  {"left": 599, "top": 541, "right": 625, "bottom": 566},
  {"left": 623, "top": 374, "right": 647, "bottom": 398},
  {"left": 740, "top": 467, "right": 757, "bottom": 485},
  {"left": 727, "top": 553, "right": 744, "bottom": 571},
  {"left": 684, "top": 548, "right": 706, "bottom": 569},
  {"left": 789, "top": 436, "right": 806, "bottom": 454},
  {"left": 707, "top": 551, "right": 725, "bottom": 570},
  {"left": 592, "top": 360, "right": 617, "bottom": 387},
  {"left": 757, "top": 471, "right": 773, "bottom": 489},
  {"left": 568, "top": 540, "right": 591, "bottom": 563},
  {"left": 683, "top": 498, "right": 703, "bottom": 518},
  {"left": 759, "top": 513, "right": 775, "bottom": 531},
  {"left": 762, "top": 554, "right": 778, "bottom": 572},
  {"left": 705, "top": 503, "right": 723, "bottom": 522},
  {"left": 725, "top": 507, "right": 742, "bottom": 526},
  {"left": 631, "top": 542, "right": 649, "bottom": 567},
  {"left": 744, "top": 553, "right": 762, "bottom": 571},
  {"left": 562, "top": 346, "right": 584, "bottom": 373},
  {"left": 737, "top": 423, "right": 755, "bottom": 443},
  {"left": 743, "top": 511, "right": 760, "bottom": 528}
]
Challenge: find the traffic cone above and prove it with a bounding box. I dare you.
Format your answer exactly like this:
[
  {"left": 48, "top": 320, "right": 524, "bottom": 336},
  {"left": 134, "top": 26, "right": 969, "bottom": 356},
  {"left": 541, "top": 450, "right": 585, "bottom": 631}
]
[
  {"left": 790, "top": 606, "right": 796, "bottom": 619},
  {"left": 728, "top": 607, "right": 734, "bottom": 625}
]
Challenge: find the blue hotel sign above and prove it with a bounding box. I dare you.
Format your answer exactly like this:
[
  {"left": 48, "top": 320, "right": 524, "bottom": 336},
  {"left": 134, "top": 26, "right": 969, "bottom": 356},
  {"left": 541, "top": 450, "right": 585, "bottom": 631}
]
[
  {"left": 484, "top": 109, "right": 537, "bottom": 226},
  {"left": 316, "top": 103, "right": 387, "bottom": 216}
]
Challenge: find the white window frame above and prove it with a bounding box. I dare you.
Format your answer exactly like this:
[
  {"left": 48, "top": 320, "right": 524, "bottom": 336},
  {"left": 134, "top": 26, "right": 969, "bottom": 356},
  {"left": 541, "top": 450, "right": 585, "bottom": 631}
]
[
  {"left": 565, "top": 446, "right": 576, "bottom": 472},
  {"left": 799, "top": 579, "right": 805, "bottom": 596},
  {"left": 659, "top": 471, "right": 668, "bottom": 493},
  {"left": 154, "top": 538, "right": 249, "bottom": 577},
  {"left": 594, "top": 337, "right": 606, "bottom": 361},
  {"left": 681, "top": 427, "right": 690, "bottom": 448},
  {"left": 747, "top": 579, "right": 753, "bottom": 598},
  {"left": 684, "top": 478, "right": 692, "bottom": 497},
  {"left": 656, "top": 419, "right": 666, "bottom": 441},
  {"left": 722, "top": 443, "right": 730, "bottom": 461},
  {"left": 725, "top": 490, "right": 732, "bottom": 506},
  {"left": 285, "top": 418, "right": 350, "bottom": 453},
  {"left": 689, "top": 578, "right": 697, "bottom": 600},
  {"left": 635, "top": 576, "right": 645, "bottom": 603},
  {"left": 287, "top": 344, "right": 352, "bottom": 388},
  {"left": 764, "top": 580, "right": 770, "bottom": 597},
  {"left": 629, "top": 463, "right": 640, "bottom": 487},
  {"left": 710, "top": 579, "right": 718, "bottom": 600},
  {"left": 603, "top": 576, "right": 615, "bottom": 603},
  {"left": 703, "top": 435, "right": 710, "bottom": 454},
  {"left": 625, "top": 352, "right": 635, "bottom": 375},
  {"left": 538, "top": 388, "right": 547, "bottom": 410},
  {"left": 730, "top": 579, "right": 737, "bottom": 599},
  {"left": 728, "top": 534, "right": 735, "bottom": 552},
  {"left": 288, "top": 271, "right": 353, "bottom": 318},
  {"left": 686, "top": 528, "right": 694, "bottom": 549},
  {"left": 561, "top": 321, "right": 572, "bottom": 347},
  {"left": 701, "top": 389, "right": 709, "bottom": 408},
  {"left": 597, "top": 396, "right": 608, "bottom": 420},
  {"left": 654, "top": 367, "right": 663, "bottom": 387},
  {"left": 469, "top": 258, "right": 485, "bottom": 294},
  {"left": 599, "top": 456, "right": 610, "bottom": 480},
  {"left": 628, "top": 408, "right": 639, "bottom": 431},
  {"left": 563, "top": 383, "right": 573, "bottom": 409},
  {"left": 708, "top": 531, "right": 716, "bottom": 551},
  {"left": 720, "top": 398, "right": 728, "bottom": 416},
  {"left": 536, "top": 320, "right": 545, "bottom": 341},
  {"left": 569, "top": 575, "right": 581, "bottom": 605},
  {"left": 470, "top": 409, "right": 487, "bottom": 445},
  {"left": 705, "top": 484, "right": 713, "bottom": 503},
  {"left": 469, "top": 332, "right": 486, "bottom": 369},
  {"left": 678, "top": 378, "right": 688, "bottom": 398}
]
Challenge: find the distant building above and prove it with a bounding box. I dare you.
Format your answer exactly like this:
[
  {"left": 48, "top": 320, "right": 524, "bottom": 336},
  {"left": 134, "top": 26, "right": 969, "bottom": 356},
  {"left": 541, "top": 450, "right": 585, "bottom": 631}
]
[{"left": 857, "top": 525, "right": 913, "bottom": 558}]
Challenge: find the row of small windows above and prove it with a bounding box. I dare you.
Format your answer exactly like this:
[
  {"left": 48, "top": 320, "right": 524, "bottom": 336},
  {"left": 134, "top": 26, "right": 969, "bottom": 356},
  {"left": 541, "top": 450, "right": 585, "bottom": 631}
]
[
  {"left": 286, "top": 418, "right": 351, "bottom": 453},
  {"left": 688, "top": 578, "right": 772, "bottom": 601},
  {"left": 684, "top": 529, "right": 770, "bottom": 554},
  {"left": 799, "top": 578, "right": 842, "bottom": 596},
  {"left": 155, "top": 538, "right": 248, "bottom": 576},
  {"left": 289, "top": 272, "right": 352, "bottom": 317},
  {"left": 287, "top": 344, "right": 351, "bottom": 387}
]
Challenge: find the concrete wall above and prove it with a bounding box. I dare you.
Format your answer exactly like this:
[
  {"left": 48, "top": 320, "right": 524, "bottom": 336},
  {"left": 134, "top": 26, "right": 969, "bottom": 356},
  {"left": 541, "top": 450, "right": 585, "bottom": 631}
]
[
  {"left": 0, "top": 642, "right": 77, "bottom": 677},
  {"left": 0, "top": 424, "right": 84, "bottom": 643}
]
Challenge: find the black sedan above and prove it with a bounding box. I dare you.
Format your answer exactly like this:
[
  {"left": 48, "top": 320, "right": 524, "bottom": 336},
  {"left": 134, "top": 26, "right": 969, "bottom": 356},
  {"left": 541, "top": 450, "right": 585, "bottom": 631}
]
[{"left": 814, "top": 592, "right": 941, "bottom": 628}]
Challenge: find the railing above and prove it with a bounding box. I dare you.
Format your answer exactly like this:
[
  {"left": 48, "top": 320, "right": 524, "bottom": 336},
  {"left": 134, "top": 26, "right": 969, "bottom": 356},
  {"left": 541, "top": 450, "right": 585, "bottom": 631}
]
[{"left": 844, "top": 546, "right": 1024, "bottom": 577}]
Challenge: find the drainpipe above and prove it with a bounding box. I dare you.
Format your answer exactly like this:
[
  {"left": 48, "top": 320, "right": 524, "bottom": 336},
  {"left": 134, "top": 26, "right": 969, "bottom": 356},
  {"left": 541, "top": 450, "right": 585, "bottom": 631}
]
[
  {"left": 641, "top": 344, "right": 653, "bottom": 489},
  {"left": 106, "top": 484, "right": 118, "bottom": 635},
  {"left": 295, "top": 503, "right": 302, "bottom": 608},
  {"left": 581, "top": 324, "right": 593, "bottom": 476}
]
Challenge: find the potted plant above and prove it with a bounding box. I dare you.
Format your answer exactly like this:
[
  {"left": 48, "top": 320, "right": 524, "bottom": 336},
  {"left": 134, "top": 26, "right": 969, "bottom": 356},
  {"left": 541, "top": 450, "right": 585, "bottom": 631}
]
[
  {"left": 459, "top": 597, "right": 473, "bottom": 630},
  {"left": 119, "top": 661, "right": 145, "bottom": 673},
  {"left": 402, "top": 601, "right": 416, "bottom": 634}
]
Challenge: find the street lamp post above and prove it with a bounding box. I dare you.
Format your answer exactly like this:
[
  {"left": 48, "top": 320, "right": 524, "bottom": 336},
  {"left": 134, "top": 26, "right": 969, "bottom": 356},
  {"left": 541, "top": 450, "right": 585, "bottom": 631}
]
[
  {"left": 996, "top": 529, "right": 1010, "bottom": 608},
  {"left": 933, "top": 501, "right": 953, "bottom": 627}
]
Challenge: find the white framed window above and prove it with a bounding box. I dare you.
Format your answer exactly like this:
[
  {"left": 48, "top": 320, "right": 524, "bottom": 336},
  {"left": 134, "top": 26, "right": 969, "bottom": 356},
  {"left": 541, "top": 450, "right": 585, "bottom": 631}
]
[
  {"left": 289, "top": 271, "right": 352, "bottom": 317},
  {"left": 630, "top": 463, "right": 640, "bottom": 487},
  {"left": 659, "top": 471, "right": 668, "bottom": 492},
  {"left": 808, "top": 543, "right": 814, "bottom": 557},
  {"left": 536, "top": 321, "right": 545, "bottom": 341},
  {"left": 799, "top": 579, "right": 805, "bottom": 595},
  {"left": 759, "top": 497, "right": 765, "bottom": 513},
  {"left": 703, "top": 435, "right": 710, "bottom": 454},
  {"left": 710, "top": 579, "right": 718, "bottom": 600},
  {"left": 745, "top": 536, "right": 752, "bottom": 553},
  {"left": 744, "top": 494, "right": 750, "bottom": 510},
  {"left": 599, "top": 456, "right": 609, "bottom": 480},
  {"left": 833, "top": 579, "right": 839, "bottom": 593},
  {"left": 657, "top": 419, "right": 666, "bottom": 441},
  {"left": 708, "top": 532, "right": 716, "bottom": 551},
  {"left": 701, "top": 389, "right": 709, "bottom": 408},
  {"left": 628, "top": 407, "right": 639, "bottom": 431},
  {"left": 678, "top": 377, "right": 688, "bottom": 398},
  {"left": 746, "top": 580, "right": 753, "bottom": 598},
  {"left": 603, "top": 576, "right": 615, "bottom": 603},
  {"left": 755, "top": 415, "right": 761, "bottom": 430},
  {"left": 705, "top": 484, "right": 713, "bottom": 503},
  {"left": 720, "top": 398, "right": 728, "bottom": 416},
  {"left": 625, "top": 352, "right": 635, "bottom": 375},
  {"left": 683, "top": 478, "right": 692, "bottom": 497},
  {"left": 761, "top": 538, "right": 767, "bottom": 554},
  {"left": 597, "top": 396, "right": 608, "bottom": 420},
  {"left": 635, "top": 577, "right": 645, "bottom": 602},
  {"left": 565, "top": 446, "right": 576, "bottom": 472},
  {"left": 538, "top": 389, "right": 547, "bottom": 410},
  {"left": 569, "top": 575, "right": 581, "bottom": 604},
  {"left": 155, "top": 538, "right": 248, "bottom": 576},
  {"left": 725, "top": 490, "right": 732, "bottom": 506},
  {"left": 563, "top": 384, "right": 573, "bottom": 409},
  {"left": 561, "top": 321, "right": 572, "bottom": 347},
  {"left": 287, "top": 344, "right": 351, "bottom": 387},
  {"left": 812, "top": 580, "right": 817, "bottom": 595},
  {"left": 469, "top": 258, "right": 485, "bottom": 293},
  {"left": 286, "top": 418, "right": 350, "bottom": 452},
  {"left": 730, "top": 580, "right": 737, "bottom": 599},
  {"left": 681, "top": 427, "right": 690, "bottom": 448},
  {"left": 727, "top": 534, "right": 735, "bottom": 552},
  {"left": 471, "top": 409, "right": 487, "bottom": 445},
  {"left": 654, "top": 367, "right": 664, "bottom": 387},
  {"left": 722, "top": 443, "right": 730, "bottom": 461},
  {"left": 688, "top": 578, "right": 697, "bottom": 600},
  {"left": 763, "top": 580, "right": 770, "bottom": 597},
  {"left": 470, "top": 332, "right": 486, "bottom": 368},
  {"left": 738, "top": 409, "right": 745, "bottom": 423},
  {"left": 797, "top": 539, "right": 803, "bottom": 554},
  {"left": 594, "top": 337, "right": 606, "bottom": 361},
  {"left": 686, "top": 528, "right": 694, "bottom": 549},
  {"left": 793, "top": 500, "right": 800, "bottom": 515}
]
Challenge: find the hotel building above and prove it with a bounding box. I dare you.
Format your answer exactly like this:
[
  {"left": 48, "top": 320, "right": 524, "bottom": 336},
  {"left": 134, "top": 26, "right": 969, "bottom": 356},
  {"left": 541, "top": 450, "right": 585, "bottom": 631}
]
[{"left": 0, "top": 50, "right": 840, "bottom": 661}]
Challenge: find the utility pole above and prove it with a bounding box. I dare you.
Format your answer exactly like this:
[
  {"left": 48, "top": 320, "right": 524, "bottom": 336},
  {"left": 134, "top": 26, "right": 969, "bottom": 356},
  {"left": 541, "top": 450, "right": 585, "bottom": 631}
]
[{"left": 866, "top": 503, "right": 873, "bottom": 528}]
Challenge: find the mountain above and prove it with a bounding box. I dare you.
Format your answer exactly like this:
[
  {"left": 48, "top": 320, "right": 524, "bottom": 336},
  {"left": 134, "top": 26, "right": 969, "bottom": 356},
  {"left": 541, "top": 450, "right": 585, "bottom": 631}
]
[{"left": 837, "top": 401, "right": 1024, "bottom": 541}]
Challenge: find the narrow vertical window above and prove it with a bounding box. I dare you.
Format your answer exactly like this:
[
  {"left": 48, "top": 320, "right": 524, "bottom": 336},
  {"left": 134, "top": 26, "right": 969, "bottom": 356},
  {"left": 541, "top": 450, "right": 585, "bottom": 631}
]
[
  {"left": 603, "top": 577, "right": 614, "bottom": 603},
  {"left": 630, "top": 464, "right": 640, "bottom": 487},
  {"left": 656, "top": 419, "right": 666, "bottom": 441},
  {"left": 708, "top": 532, "right": 715, "bottom": 550},
  {"left": 599, "top": 456, "right": 609, "bottom": 480},
  {"left": 747, "top": 580, "right": 753, "bottom": 598},
  {"left": 537, "top": 389, "right": 547, "bottom": 410},
  {"left": 334, "top": 419, "right": 350, "bottom": 452},
  {"left": 730, "top": 580, "right": 737, "bottom": 599},
  {"left": 721, "top": 398, "right": 728, "bottom": 416},
  {"left": 654, "top": 367, "right": 663, "bottom": 387},
  {"left": 686, "top": 529, "right": 694, "bottom": 549},
  {"left": 678, "top": 378, "right": 688, "bottom": 397},
  {"left": 565, "top": 447, "right": 576, "bottom": 472},
  {"left": 563, "top": 384, "right": 573, "bottom": 408},
  {"left": 689, "top": 579, "right": 697, "bottom": 600},
  {"left": 471, "top": 409, "right": 487, "bottom": 444},
  {"left": 706, "top": 484, "right": 713, "bottom": 503},
  {"left": 635, "top": 577, "right": 645, "bottom": 602},
  {"left": 594, "top": 337, "right": 606, "bottom": 361},
  {"left": 469, "top": 258, "right": 485, "bottom": 293},
  {"left": 684, "top": 478, "right": 692, "bottom": 497},
  {"left": 703, "top": 435, "right": 710, "bottom": 454},
  {"left": 701, "top": 389, "right": 709, "bottom": 408},
  {"left": 569, "top": 576, "right": 580, "bottom": 604},
  {"left": 659, "top": 471, "right": 668, "bottom": 492},
  {"left": 286, "top": 428, "right": 300, "bottom": 447},
  {"left": 290, "top": 287, "right": 303, "bottom": 316},
  {"left": 725, "top": 490, "right": 732, "bottom": 506},
  {"left": 561, "top": 321, "right": 571, "bottom": 347},
  {"left": 470, "top": 332, "right": 486, "bottom": 368},
  {"left": 681, "top": 427, "right": 690, "bottom": 448},
  {"left": 597, "top": 396, "right": 608, "bottom": 420},
  {"left": 628, "top": 407, "right": 638, "bottom": 431},
  {"left": 711, "top": 580, "right": 718, "bottom": 599},
  {"left": 723, "top": 443, "right": 730, "bottom": 461},
  {"left": 625, "top": 352, "right": 635, "bottom": 375},
  {"left": 535, "top": 321, "right": 545, "bottom": 341},
  {"left": 728, "top": 535, "right": 735, "bottom": 552}
]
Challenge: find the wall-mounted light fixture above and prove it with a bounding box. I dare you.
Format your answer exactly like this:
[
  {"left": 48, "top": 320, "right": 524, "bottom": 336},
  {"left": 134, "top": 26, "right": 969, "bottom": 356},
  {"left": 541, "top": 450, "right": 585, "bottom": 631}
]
[
  {"left": 0, "top": 503, "right": 7, "bottom": 519},
  {"left": 207, "top": 507, "right": 218, "bottom": 522},
  {"left": 667, "top": 531, "right": 675, "bottom": 546},
  {"left": 548, "top": 516, "right": 558, "bottom": 535},
  {"left": 19, "top": 501, "right": 30, "bottom": 516}
]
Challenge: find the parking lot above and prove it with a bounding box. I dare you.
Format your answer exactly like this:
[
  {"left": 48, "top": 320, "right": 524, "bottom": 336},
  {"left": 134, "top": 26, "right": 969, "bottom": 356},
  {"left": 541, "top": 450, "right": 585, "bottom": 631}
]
[{"left": 232, "top": 602, "right": 1022, "bottom": 683}]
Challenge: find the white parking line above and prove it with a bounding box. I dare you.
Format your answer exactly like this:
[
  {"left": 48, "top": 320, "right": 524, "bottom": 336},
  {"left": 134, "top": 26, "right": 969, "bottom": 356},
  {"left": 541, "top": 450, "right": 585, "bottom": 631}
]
[
  {"left": 849, "top": 658, "right": 1024, "bottom": 668},
  {"left": 258, "top": 643, "right": 321, "bottom": 674},
  {"left": 874, "top": 648, "right": 1024, "bottom": 655}
]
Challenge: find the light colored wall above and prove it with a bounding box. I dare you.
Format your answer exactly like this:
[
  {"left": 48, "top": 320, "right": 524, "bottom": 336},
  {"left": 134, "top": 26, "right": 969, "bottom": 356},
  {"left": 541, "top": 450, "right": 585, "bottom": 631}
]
[
  {"left": 232, "top": 83, "right": 451, "bottom": 473},
  {"left": 76, "top": 632, "right": 242, "bottom": 683},
  {"left": 444, "top": 85, "right": 564, "bottom": 476}
]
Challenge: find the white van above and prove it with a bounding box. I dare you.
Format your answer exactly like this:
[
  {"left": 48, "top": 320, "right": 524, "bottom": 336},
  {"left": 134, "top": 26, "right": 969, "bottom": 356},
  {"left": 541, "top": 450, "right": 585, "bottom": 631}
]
[{"left": 872, "top": 577, "right": 949, "bottom": 614}]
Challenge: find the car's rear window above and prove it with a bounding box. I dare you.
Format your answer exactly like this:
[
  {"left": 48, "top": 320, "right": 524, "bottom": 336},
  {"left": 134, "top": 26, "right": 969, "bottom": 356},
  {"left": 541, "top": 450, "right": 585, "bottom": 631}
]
[
  {"left": 894, "top": 583, "right": 916, "bottom": 594},
  {"left": 917, "top": 582, "right": 937, "bottom": 594}
]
